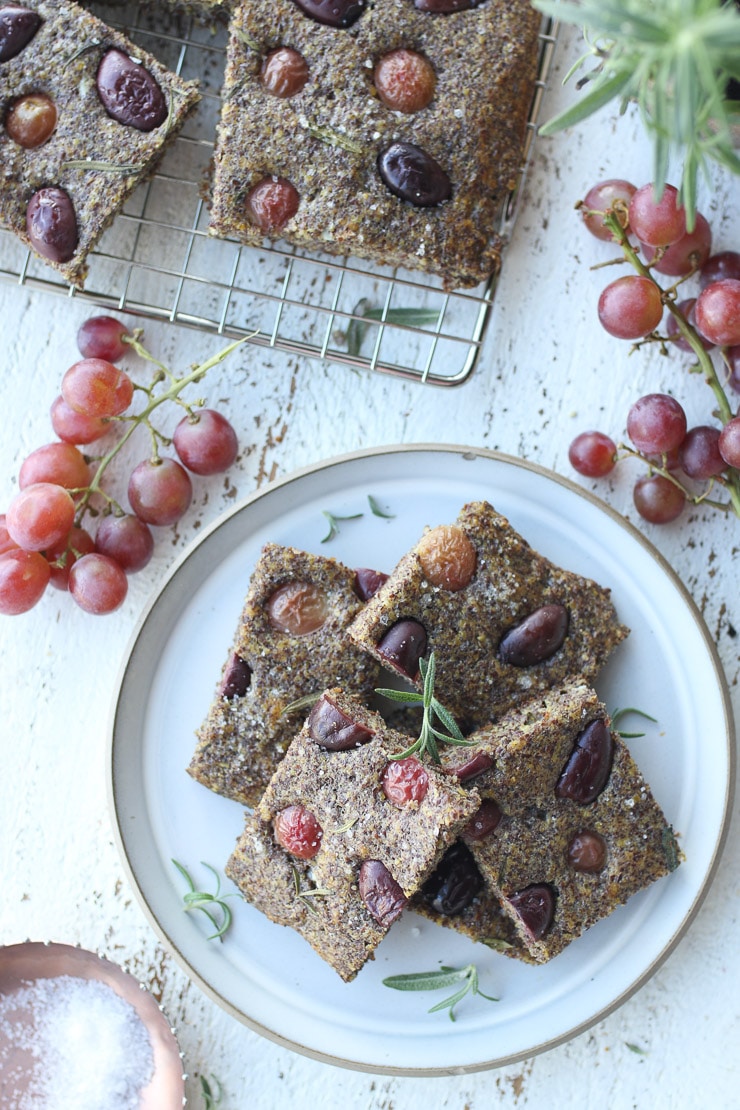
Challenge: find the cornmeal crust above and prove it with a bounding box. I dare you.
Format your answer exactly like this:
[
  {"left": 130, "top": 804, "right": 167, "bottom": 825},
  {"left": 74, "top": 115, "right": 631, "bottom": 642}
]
[{"left": 210, "top": 0, "right": 542, "bottom": 289}]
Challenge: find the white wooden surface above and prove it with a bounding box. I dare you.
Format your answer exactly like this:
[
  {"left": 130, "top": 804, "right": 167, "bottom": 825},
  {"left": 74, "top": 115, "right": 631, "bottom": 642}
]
[{"left": 1, "top": 24, "right": 739, "bottom": 1109}]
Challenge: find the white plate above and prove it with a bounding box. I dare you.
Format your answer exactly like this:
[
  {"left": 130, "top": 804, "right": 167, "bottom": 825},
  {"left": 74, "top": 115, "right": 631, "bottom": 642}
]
[{"left": 109, "top": 445, "right": 735, "bottom": 1075}]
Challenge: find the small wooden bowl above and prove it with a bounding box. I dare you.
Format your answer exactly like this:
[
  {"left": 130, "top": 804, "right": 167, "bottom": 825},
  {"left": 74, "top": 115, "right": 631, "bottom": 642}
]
[{"left": 0, "top": 942, "right": 185, "bottom": 1107}]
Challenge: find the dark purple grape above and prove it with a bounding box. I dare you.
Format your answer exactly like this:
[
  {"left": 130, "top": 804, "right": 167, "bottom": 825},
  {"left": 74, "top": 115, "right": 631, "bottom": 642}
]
[
  {"left": 359, "top": 860, "right": 407, "bottom": 926},
  {"left": 0, "top": 6, "right": 41, "bottom": 63},
  {"left": 699, "top": 250, "right": 740, "bottom": 289},
  {"left": 307, "top": 693, "right": 374, "bottom": 750},
  {"left": 498, "top": 603, "right": 569, "bottom": 667},
  {"left": 26, "top": 187, "right": 78, "bottom": 263},
  {"left": 218, "top": 653, "right": 252, "bottom": 699},
  {"left": 96, "top": 49, "right": 167, "bottom": 131},
  {"left": 420, "top": 842, "right": 482, "bottom": 915},
  {"left": 462, "top": 798, "right": 502, "bottom": 841},
  {"left": 376, "top": 618, "right": 427, "bottom": 679},
  {"left": 353, "top": 567, "right": 388, "bottom": 601},
  {"left": 447, "top": 749, "right": 493, "bottom": 782},
  {"left": 377, "top": 142, "right": 451, "bottom": 208},
  {"left": 291, "top": 0, "right": 365, "bottom": 27},
  {"left": 555, "top": 718, "right": 613, "bottom": 804},
  {"left": 678, "top": 425, "right": 726, "bottom": 479},
  {"left": 507, "top": 884, "right": 556, "bottom": 940}
]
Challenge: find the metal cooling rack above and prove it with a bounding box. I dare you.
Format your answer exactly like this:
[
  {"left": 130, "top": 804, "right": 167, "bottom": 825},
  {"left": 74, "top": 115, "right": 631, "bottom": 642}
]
[{"left": 0, "top": 5, "right": 557, "bottom": 386}]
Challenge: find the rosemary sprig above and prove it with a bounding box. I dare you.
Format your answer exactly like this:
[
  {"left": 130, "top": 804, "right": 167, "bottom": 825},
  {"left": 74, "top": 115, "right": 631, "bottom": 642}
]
[
  {"left": 320, "top": 508, "right": 363, "bottom": 542},
  {"left": 301, "top": 121, "right": 364, "bottom": 155},
  {"left": 382, "top": 963, "right": 498, "bottom": 1021},
  {"left": 64, "top": 159, "right": 145, "bottom": 175},
  {"left": 611, "top": 706, "right": 658, "bottom": 739},
  {"left": 533, "top": 0, "right": 740, "bottom": 226},
  {"left": 172, "top": 860, "right": 237, "bottom": 941},
  {"left": 291, "top": 866, "right": 331, "bottom": 913},
  {"left": 200, "top": 1074, "right": 224, "bottom": 1108},
  {"left": 281, "top": 692, "right": 322, "bottom": 715},
  {"left": 345, "top": 298, "right": 442, "bottom": 356},
  {"left": 376, "top": 653, "right": 474, "bottom": 763}
]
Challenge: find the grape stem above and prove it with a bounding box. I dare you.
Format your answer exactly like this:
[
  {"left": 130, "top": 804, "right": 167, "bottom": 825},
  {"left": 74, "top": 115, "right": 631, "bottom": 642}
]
[
  {"left": 73, "top": 335, "right": 248, "bottom": 523},
  {"left": 603, "top": 212, "right": 740, "bottom": 521}
]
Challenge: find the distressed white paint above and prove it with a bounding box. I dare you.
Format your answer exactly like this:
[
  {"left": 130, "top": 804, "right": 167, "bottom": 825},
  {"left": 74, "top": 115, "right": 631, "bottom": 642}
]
[{"left": 1, "top": 22, "right": 738, "bottom": 1109}]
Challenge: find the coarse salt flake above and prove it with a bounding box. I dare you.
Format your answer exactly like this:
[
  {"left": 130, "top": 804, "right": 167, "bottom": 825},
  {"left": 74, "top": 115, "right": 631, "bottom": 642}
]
[{"left": 0, "top": 975, "right": 154, "bottom": 1110}]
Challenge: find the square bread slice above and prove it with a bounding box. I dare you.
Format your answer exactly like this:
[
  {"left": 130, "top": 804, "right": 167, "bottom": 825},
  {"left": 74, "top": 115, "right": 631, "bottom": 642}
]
[
  {"left": 226, "top": 689, "right": 479, "bottom": 981},
  {"left": 348, "top": 500, "right": 629, "bottom": 729}
]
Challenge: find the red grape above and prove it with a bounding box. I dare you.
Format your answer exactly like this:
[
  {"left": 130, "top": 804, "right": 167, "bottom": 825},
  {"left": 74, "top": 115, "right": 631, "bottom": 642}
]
[
  {"left": 18, "top": 442, "right": 90, "bottom": 491},
  {"left": 633, "top": 474, "right": 686, "bottom": 523},
  {"left": 128, "top": 457, "right": 193, "bottom": 526},
  {"left": 50, "top": 394, "right": 109, "bottom": 445},
  {"left": 95, "top": 513, "right": 154, "bottom": 573},
  {"left": 678, "top": 426, "right": 726, "bottom": 479},
  {"left": 0, "top": 549, "right": 50, "bottom": 615},
  {"left": 718, "top": 417, "right": 740, "bottom": 468},
  {"left": 640, "top": 212, "right": 712, "bottom": 276},
  {"left": 699, "top": 250, "right": 740, "bottom": 289},
  {"left": 0, "top": 515, "right": 19, "bottom": 556},
  {"left": 666, "top": 299, "right": 714, "bottom": 353},
  {"left": 68, "top": 553, "right": 128, "bottom": 614},
  {"left": 6, "top": 483, "right": 76, "bottom": 551},
  {"left": 598, "top": 276, "right": 663, "bottom": 339},
  {"left": 694, "top": 280, "right": 740, "bottom": 347},
  {"left": 581, "top": 179, "right": 636, "bottom": 241},
  {"left": 627, "top": 394, "right": 688, "bottom": 454},
  {"left": 76, "top": 315, "right": 130, "bottom": 362},
  {"left": 61, "top": 358, "right": 134, "bottom": 418},
  {"left": 173, "top": 409, "right": 239, "bottom": 476},
  {"left": 381, "top": 757, "right": 429, "bottom": 806},
  {"left": 568, "top": 431, "right": 617, "bottom": 477},
  {"left": 628, "top": 183, "right": 686, "bottom": 247},
  {"left": 45, "top": 525, "right": 95, "bottom": 590},
  {"left": 273, "top": 805, "right": 323, "bottom": 859}
]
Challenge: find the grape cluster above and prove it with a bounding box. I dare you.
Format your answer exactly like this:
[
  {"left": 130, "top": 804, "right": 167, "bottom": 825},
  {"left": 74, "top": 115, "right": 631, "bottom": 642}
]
[
  {"left": 0, "top": 318, "right": 242, "bottom": 616},
  {"left": 570, "top": 179, "right": 740, "bottom": 525}
]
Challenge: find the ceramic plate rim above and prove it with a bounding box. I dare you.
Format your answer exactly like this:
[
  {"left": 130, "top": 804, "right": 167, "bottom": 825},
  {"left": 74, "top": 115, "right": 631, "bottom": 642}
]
[{"left": 107, "top": 443, "right": 736, "bottom": 1075}]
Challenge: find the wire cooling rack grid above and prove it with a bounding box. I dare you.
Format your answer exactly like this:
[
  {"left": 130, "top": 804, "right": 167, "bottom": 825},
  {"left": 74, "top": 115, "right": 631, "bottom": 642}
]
[{"left": 0, "top": 6, "right": 557, "bottom": 386}]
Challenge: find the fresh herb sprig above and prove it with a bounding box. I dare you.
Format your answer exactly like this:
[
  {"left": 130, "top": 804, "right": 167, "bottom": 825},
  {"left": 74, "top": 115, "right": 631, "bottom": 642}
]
[
  {"left": 291, "top": 865, "right": 331, "bottom": 913},
  {"left": 382, "top": 963, "right": 498, "bottom": 1021},
  {"left": 611, "top": 706, "right": 658, "bottom": 738},
  {"left": 200, "top": 1074, "right": 224, "bottom": 1108},
  {"left": 320, "top": 494, "right": 394, "bottom": 541},
  {"left": 376, "top": 653, "right": 474, "bottom": 763},
  {"left": 172, "top": 860, "right": 238, "bottom": 941},
  {"left": 533, "top": 0, "right": 740, "bottom": 225},
  {"left": 345, "top": 298, "right": 443, "bottom": 357}
]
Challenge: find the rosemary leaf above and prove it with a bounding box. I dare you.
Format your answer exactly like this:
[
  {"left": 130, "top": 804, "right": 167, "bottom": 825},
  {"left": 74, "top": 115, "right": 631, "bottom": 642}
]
[
  {"left": 345, "top": 301, "right": 442, "bottom": 355},
  {"left": 65, "top": 158, "right": 145, "bottom": 175},
  {"left": 320, "top": 509, "right": 363, "bottom": 543},
  {"left": 233, "top": 25, "right": 261, "bottom": 51},
  {"left": 172, "top": 859, "right": 236, "bottom": 941},
  {"left": 282, "top": 692, "right": 322, "bottom": 715},
  {"left": 368, "top": 494, "right": 395, "bottom": 519},
  {"left": 200, "top": 1074, "right": 224, "bottom": 1107},
  {"left": 377, "top": 653, "right": 473, "bottom": 762},
  {"left": 611, "top": 705, "right": 657, "bottom": 738},
  {"left": 303, "top": 122, "right": 363, "bottom": 155}
]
